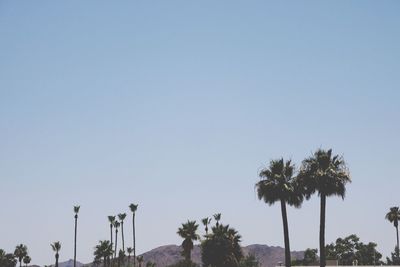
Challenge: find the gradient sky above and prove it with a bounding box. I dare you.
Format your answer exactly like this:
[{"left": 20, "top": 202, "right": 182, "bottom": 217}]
[{"left": 1, "top": 1, "right": 399, "bottom": 266}]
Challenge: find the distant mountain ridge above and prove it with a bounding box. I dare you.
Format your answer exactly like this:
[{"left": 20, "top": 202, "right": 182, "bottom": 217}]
[
  {"left": 127, "top": 244, "right": 303, "bottom": 267},
  {"left": 50, "top": 244, "right": 304, "bottom": 267}
]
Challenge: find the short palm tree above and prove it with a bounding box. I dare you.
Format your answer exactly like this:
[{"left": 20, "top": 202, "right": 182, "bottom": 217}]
[
  {"left": 117, "top": 250, "right": 125, "bottom": 267},
  {"left": 23, "top": 255, "right": 31, "bottom": 267},
  {"left": 74, "top": 205, "right": 80, "bottom": 267},
  {"left": 129, "top": 204, "right": 138, "bottom": 267},
  {"left": 256, "top": 159, "right": 303, "bottom": 267},
  {"left": 136, "top": 256, "right": 143, "bottom": 267},
  {"left": 51, "top": 242, "right": 61, "bottom": 267},
  {"left": 127, "top": 247, "right": 133, "bottom": 266},
  {"left": 177, "top": 220, "right": 200, "bottom": 262},
  {"left": 298, "top": 149, "right": 351, "bottom": 267},
  {"left": 114, "top": 221, "right": 121, "bottom": 258},
  {"left": 202, "top": 217, "right": 212, "bottom": 236},
  {"left": 94, "top": 240, "right": 113, "bottom": 267},
  {"left": 201, "top": 223, "right": 243, "bottom": 267},
  {"left": 14, "top": 244, "right": 28, "bottom": 267},
  {"left": 386, "top": 207, "right": 400, "bottom": 258},
  {"left": 108, "top": 216, "right": 116, "bottom": 254},
  {"left": 118, "top": 213, "right": 127, "bottom": 251},
  {"left": 213, "top": 213, "right": 221, "bottom": 227}
]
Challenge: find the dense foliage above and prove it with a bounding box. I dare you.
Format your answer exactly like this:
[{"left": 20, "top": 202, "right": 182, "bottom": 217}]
[
  {"left": 325, "top": 234, "right": 382, "bottom": 265},
  {"left": 201, "top": 224, "right": 243, "bottom": 267}
]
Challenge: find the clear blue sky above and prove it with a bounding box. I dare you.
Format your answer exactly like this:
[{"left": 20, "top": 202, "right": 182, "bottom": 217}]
[{"left": 1, "top": 1, "right": 399, "bottom": 265}]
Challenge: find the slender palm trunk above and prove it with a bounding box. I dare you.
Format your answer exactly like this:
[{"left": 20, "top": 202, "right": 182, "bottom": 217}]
[
  {"left": 280, "top": 199, "right": 291, "bottom": 267},
  {"left": 110, "top": 224, "right": 113, "bottom": 261},
  {"left": 133, "top": 214, "right": 136, "bottom": 267},
  {"left": 74, "top": 215, "right": 78, "bottom": 267},
  {"left": 115, "top": 228, "right": 118, "bottom": 258},
  {"left": 55, "top": 253, "right": 59, "bottom": 267},
  {"left": 396, "top": 225, "right": 399, "bottom": 259},
  {"left": 320, "top": 194, "right": 326, "bottom": 267},
  {"left": 19, "top": 260, "right": 22, "bottom": 267},
  {"left": 121, "top": 222, "right": 125, "bottom": 251},
  {"left": 103, "top": 257, "right": 107, "bottom": 267}
]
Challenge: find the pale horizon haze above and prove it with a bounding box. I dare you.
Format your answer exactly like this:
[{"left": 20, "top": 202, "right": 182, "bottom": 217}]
[{"left": 0, "top": 1, "right": 399, "bottom": 266}]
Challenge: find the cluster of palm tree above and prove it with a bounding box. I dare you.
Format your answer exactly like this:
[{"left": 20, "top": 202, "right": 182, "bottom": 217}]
[
  {"left": 175, "top": 214, "right": 258, "bottom": 267},
  {"left": 0, "top": 245, "right": 31, "bottom": 267},
  {"left": 95, "top": 203, "right": 139, "bottom": 267},
  {"left": 14, "top": 244, "right": 31, "bottom": 267},
  {"left": 255, "top": 148, "right": 351, "bottom": 267},
  {"left": 386, "top": 206, "right": 400, "bottom": 263}
]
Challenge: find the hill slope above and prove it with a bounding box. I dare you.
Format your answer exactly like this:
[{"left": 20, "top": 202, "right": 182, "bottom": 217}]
[{"left": 138, "top": 244, "right": 304, "bottom": 267}]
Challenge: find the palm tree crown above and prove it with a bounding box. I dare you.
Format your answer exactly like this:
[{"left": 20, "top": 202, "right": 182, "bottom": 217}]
[
  {"left": 202, "top": 217, "right": 212, "bottom": 236},
  {"left": 51, "top": 242, "right": 61, "bottom": 253},
  {"left": 257, "top": 159, "right": 303, "bottom": 207},
  {"left": 23, "top": 256, "right": 31, "bottom": 267},
  {"left": 386, "top": 207, "right": 400, "bottom": 228},
  {"left": 298, "top": 149, "right": 351, "bottom": 199},
  {"left": 213, "top": 213, "right": 221, "bottom": 227},
  {"left": 74, "top": 205, "right": 80, "bottom": 216}
]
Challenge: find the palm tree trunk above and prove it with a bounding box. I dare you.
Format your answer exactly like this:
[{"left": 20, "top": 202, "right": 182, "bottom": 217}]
[
  {"left": 396, "top": 225, "right": 399, "bottom": 259},
  {"left": 110, "top": 224, "right": 113, "bottom": 262},
  {"left": 320, "top": 194, "right": 326, "bottom": 267},
  {"left": 280, "top": 199, "right": 291, "bottom": 267},
  {"left": 104, "top": 257, "right": 107, "bottom": 267},
  {"left": 74, "top": 215, "right": 78, "bottom": 267},
  {"left": 55, "top": 254, "right": 59, "bottom": 267},
  {"left": 133, "top": 214, "right": 136, "bottom": 267},
  {"left": 121, "top": 222, "right": 125, "bottom": 252},
  {"left": 19, "top": 260, "right": 22, "bottom": 267},
  {"left": 115, "top": 229, "right": 118, "bottom": 258}
]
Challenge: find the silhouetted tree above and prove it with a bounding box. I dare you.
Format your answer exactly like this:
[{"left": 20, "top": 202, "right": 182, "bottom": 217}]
[
  {"left": 256, "top": 159, "right": 303, "bottom": 267},
  {"left": 298, "top": 149, "right": 351, "bottom": 267},
  {"left": 74, "top": 205, "right": 80, "bottom": 267},
  {"left": 177, "top": 220, "right": 199, "bottom": 262},
  {"left": 51, "top": 242, "right": 61, "bottom": 267}
]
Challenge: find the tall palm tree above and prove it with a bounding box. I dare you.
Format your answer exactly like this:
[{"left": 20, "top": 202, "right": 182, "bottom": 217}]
[
  {"left": 213, "top": 213, "right": 221, "bottom": 227},
  {"left": 386, "top": 207, "right": 400, "bottom": 258},
  {"left": 136, "top": 256, "right": 143, "bottom": 267},
  {"left": 114, "top": 221, "right": 121, "bottom": 258},
  {"left": 108, "top": 216, "right": 116, "bottom": 255},
  {"left": 118, "top": 213, "right": 127, "bottom": 251},
  {"left": 51, "top": 242, "right": 61, "bottom": 267},
  {"left": 202, "top": 217, "right": 212, "bottom": 236},
  {"left": 23, "top": 256, "right": 31, "bottom": 267},
  {"left": 256, "top": 159, "right": 303, "bottom": 267},
  {"left": 177, "top": 220, "right": 200, "bottom": 262},
  {"left": 127, "top": 247, "right": 133, "bottom": 266},
  {"left": 74, "top": 205, "right": 80, "bottom": 267},
  {"left": 298, "top": 149, "right": 351, "bottom": 267},
  {"left": 14, "top": 244, "right": 28, "bottom": 267},
  {"left": 129, "top": 203, "right": 138, "bottom": 267},
  {"left": 94, "top": 240, "right": 113, "bottom": 267}
]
